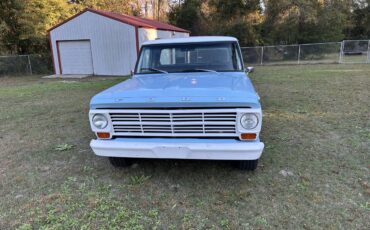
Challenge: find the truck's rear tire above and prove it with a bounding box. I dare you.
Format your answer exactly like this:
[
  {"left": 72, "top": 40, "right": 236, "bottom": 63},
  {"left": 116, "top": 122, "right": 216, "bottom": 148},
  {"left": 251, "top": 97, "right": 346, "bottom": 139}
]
[
  {"left": 109, "top": 157, "right": 133, "bottom": 168},
  {"left": 237, "top": 159, "right": 258, "bottom": 171}
]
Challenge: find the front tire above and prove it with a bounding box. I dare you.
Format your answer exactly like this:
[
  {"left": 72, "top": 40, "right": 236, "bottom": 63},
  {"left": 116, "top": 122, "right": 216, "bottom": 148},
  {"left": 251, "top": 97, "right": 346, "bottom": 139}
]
[
  {"left": 109, "top": 157, "right": 133, "bottom": 168},
  {"left": 237, "top": 159, "right": 258, "bottom": 171}
]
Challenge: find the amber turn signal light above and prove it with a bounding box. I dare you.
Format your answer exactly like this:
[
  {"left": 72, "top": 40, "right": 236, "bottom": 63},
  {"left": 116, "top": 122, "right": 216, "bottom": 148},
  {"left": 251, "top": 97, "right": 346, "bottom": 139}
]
[
  {"left": 97, "top": 132, "right": 110, "bottom": 139},
  {"left": 240, "top": 133, "right": 257, "bottom": 140}
]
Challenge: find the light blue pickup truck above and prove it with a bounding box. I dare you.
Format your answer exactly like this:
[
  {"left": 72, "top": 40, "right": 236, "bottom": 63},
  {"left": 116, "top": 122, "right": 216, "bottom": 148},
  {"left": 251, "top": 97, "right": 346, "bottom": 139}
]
[{"left": 89, "top": 36, "right": 264, "bottom": 170}]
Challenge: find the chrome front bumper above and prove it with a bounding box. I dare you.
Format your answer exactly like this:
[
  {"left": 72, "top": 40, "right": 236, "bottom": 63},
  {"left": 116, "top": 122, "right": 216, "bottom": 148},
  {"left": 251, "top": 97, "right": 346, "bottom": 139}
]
[{"left": 90, "top": 138, "right": 264, "bottom": 160}]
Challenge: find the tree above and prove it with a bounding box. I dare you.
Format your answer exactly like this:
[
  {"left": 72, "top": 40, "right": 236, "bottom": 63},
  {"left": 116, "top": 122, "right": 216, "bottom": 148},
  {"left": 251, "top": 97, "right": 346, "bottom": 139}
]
[
  {"left": 18, "top": 0, "right": 74, "bottom": 54},
  {"left": 262, "top": 0, "right": 349, "bottom": 45},
  {"left": 346, "top": 0, "right": 370, "bottom": 39},
  {"left": 0, "top": 0, "right": 74, "bottom": 54},
  {"left": 168, "top": 0, "right": 207, "bottom": 35},
  {"left": 146, "top": 0, "right": 170, "bottom": 20},
  {"left": 208, "top": 0, "right": 263, "bottom": 46},
  {"left": 0, "top": 0, "right": 24, "bottom": 54},
  {"left": 168, "top": 0, "right": 263, "bottom": 45},
  {"left": 72, "top": 0, "right": 141, "bottom": 15}
]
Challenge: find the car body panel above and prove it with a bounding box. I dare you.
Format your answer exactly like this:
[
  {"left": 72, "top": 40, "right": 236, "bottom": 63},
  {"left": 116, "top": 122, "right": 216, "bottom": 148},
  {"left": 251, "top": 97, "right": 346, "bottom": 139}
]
[
  {"left": 90, "top": 72, "right": 260, "bottom": 109},
  {"left": 90, "top": 137, "right": 264, "bottom": 160}
]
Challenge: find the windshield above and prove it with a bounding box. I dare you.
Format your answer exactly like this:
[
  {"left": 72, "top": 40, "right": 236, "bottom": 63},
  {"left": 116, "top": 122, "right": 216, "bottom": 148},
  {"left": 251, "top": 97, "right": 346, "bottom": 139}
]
[{"left": 135, "top": 42, "right": 244, "bottom": 74}]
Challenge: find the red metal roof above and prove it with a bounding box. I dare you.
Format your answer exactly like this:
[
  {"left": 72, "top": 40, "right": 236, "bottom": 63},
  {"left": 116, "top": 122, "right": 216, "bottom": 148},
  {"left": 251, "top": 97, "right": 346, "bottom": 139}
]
[{"left": 49, "top": 8, "right": 190, "bottom": 33}]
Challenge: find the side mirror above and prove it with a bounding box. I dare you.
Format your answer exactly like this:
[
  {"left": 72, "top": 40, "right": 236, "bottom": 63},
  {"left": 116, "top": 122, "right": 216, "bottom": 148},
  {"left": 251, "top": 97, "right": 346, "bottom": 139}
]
[{"left": 245, "top": 67, "right": 254, "bottom": 73}]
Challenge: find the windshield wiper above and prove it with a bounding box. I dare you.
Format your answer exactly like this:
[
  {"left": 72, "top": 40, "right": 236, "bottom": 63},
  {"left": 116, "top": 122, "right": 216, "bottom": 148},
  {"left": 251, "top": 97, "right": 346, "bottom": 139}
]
[
  {"left": 181, "top": 69, "right": 218, "bottom": 73},
  {"left": 140, "top": 68, "right": 168, "bottom": 74}
]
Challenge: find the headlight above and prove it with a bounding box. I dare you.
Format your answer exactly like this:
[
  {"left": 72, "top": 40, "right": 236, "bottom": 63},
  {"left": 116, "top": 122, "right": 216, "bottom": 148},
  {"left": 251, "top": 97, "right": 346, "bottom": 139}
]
[
  {"left": 92, "top": 114, "right": 108, "bottom": 129},
  {"left": 240, "top": 113, "right": 258, "bottom": 129}
]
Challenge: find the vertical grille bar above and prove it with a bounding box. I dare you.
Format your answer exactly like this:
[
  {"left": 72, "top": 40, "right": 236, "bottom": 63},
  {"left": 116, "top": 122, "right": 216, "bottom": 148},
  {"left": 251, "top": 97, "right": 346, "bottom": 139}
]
[
  {"left": 138, "top": 113, "right": 144, "bottom": 133},
  {"left": 202, "top": 112, "right": 205, "bottom": 134},
  {"left": 169, "top": 112, "right": 174, "bottom": 135}
]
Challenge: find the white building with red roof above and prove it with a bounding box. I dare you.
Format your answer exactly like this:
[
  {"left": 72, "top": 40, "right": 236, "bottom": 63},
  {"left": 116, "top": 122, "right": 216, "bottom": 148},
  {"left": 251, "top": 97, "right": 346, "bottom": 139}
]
[{"left": 48, "top": 8, "right": 190, "bottom": 76}]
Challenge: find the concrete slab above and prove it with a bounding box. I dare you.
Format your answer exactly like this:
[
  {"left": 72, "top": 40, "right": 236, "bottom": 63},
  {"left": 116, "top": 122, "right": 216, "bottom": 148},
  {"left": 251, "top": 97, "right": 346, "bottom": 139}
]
[{"left": 42, "top": 74, "right": 92, "bottom": 79}]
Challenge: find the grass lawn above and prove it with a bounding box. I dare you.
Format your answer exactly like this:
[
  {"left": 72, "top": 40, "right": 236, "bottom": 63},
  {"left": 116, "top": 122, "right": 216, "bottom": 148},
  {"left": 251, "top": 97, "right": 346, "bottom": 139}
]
[{"left": 0, "top": 64, "right": 369, "bottom": 229}]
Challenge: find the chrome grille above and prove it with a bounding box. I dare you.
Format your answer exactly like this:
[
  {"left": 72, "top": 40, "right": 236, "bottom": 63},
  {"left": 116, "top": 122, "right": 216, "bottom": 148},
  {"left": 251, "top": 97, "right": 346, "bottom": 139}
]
[{"left": 109, "top": 109, "right": 238, "bottom": 137}]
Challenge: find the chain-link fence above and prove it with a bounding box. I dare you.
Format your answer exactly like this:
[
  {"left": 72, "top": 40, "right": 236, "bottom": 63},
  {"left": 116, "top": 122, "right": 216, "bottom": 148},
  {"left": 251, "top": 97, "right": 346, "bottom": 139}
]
[
  {"left": 0, "top": 53, "right": 53, "bottom": 76},
  {"left": 341, "top": 40, "right": 370, "bottom": 64},
  {"left": 1, "top": 40, "right": 369, "bottom": 76},
  {"left": 242, "top": 40, "right": 370, "bottom": 66}
]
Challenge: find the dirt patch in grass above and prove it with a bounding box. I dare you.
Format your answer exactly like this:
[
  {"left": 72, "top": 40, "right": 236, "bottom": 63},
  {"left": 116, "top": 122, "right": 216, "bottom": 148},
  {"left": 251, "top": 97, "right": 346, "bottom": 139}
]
[{"left": 0, "top": 65, "right": 369, "bottom": 229}]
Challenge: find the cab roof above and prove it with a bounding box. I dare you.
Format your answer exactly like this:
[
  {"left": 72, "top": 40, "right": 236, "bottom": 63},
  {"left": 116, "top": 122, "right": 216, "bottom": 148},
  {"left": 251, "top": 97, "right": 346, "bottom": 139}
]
[{"left": 143, "top": 36, "right": 238, "bottom": 45}]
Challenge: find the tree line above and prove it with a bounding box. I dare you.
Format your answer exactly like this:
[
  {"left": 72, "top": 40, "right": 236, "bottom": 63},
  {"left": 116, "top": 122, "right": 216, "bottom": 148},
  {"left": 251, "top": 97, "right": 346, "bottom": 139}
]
[
  {"left": 169, "top": 0, "right": 370, "bottom": 46},
  {"left": 0, "top": 0, "right": 369, "bottom": 55},
  {"left": 0, "top": 0, "right": 150, "bottom": 55}
]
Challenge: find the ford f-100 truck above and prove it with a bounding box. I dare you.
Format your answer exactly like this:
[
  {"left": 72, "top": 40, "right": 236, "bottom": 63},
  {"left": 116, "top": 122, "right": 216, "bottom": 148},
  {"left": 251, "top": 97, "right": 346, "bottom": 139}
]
[{"left": 89, "top": 36, "right": 264, "bottom": 171}]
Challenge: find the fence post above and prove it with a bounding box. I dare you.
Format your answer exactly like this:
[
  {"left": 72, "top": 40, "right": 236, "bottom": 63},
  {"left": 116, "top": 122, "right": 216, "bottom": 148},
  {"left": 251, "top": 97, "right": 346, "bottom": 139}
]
[
  {"left": 260, "top": 46, "right": 264, "bottom": 65},
  {"left": 298, "top": 45, "right": 301, "bottom": 64},
  {"left": 367, "top": 40, "right": 370, "bottom": 64},
  {"left": 339, "top": 41, "right": 344, "bottom": 64},
  {"left": 27, "top": 55, "right": 32, "bottom": 75}
]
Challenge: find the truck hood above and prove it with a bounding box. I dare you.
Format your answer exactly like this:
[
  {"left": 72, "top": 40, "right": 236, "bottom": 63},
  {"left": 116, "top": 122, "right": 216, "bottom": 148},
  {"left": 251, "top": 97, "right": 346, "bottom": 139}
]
[{"left": 90, "top": 72, "right": 261, "bottom": 109}]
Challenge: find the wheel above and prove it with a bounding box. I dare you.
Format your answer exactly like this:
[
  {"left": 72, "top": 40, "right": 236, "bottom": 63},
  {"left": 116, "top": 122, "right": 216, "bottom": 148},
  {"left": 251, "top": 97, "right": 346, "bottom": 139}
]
[
  {"left": 237, "top": 159, "right": 258, "bottom": 171},
  {"left": 109, "top": 157, "right": 133, "bottom": 168}
]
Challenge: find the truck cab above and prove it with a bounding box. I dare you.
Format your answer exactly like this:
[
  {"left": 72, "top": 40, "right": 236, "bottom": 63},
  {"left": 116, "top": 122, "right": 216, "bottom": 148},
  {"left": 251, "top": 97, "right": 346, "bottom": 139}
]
[{"left": 89, "top": 36, "right": 264, "bottom": 170}]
